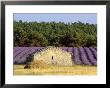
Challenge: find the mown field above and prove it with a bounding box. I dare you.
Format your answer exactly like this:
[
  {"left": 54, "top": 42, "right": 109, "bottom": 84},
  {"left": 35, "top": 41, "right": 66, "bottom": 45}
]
[{"left": 14, "top": 65, "right": 97, "bottom": 75}]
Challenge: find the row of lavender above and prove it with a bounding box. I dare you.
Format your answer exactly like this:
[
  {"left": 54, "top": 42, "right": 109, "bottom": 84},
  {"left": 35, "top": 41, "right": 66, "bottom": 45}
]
[{"left": 13, "top": 47, "right": 97, "bottom": 66}]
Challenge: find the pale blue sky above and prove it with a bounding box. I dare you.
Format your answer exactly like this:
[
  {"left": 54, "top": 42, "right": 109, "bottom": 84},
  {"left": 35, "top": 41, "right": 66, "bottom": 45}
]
[{"left": 14, "top": 13, "right": 97, "bottom": 24}]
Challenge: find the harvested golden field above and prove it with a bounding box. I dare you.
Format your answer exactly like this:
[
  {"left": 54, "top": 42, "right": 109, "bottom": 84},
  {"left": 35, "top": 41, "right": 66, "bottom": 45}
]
[{"left": 13, "top": 65, "right": 97, "bottom": 75}]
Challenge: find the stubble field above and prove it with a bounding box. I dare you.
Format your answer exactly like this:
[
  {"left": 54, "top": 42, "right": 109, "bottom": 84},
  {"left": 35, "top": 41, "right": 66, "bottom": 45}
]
[{"left": 14, "top": 65, "right": 97, "bottom": 75}]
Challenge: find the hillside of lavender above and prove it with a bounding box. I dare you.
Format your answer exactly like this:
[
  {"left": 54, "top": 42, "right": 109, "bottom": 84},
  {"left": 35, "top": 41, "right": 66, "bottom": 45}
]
[{"left": 13, "top": 47, "right": 97, "bottom": 66}]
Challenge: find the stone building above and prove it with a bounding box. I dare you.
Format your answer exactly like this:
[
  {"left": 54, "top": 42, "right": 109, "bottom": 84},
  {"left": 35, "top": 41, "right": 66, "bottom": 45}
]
[{"left": 33, "top": 46, "right": 74, "bottom": 66}]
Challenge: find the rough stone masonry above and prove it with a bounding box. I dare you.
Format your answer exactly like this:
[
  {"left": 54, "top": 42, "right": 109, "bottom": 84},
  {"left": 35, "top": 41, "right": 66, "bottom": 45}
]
[{"left": 33, "top": 46, "right": 74, "bottom": 66}]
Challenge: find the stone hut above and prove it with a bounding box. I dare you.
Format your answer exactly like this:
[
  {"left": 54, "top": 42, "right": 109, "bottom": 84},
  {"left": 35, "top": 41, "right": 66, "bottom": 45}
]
[{"left": 33, "top": 46, "right": 74, "bottom": 66}]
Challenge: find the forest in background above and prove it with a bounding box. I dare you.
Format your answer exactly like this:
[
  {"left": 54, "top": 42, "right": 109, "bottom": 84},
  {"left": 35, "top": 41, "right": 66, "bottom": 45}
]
[{"left": 14, "top": 20, "right": 97, "bottom": 47}]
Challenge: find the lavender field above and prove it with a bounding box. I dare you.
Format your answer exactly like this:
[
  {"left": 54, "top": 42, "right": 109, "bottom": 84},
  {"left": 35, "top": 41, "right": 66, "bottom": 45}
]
[{"left": 13, "top": 47, "right": 97, "bottom": 66}]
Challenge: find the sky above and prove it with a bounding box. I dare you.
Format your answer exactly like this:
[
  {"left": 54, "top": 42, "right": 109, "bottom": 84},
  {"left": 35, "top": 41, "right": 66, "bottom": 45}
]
[{"left": 14, "top": 13, "right": 97, "bottom": 24}]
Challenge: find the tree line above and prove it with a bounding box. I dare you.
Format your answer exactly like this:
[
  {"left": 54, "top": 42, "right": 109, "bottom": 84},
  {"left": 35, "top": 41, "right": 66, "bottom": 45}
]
[{"left": 14, "top": 20, "right": 97, "bottom": 47}]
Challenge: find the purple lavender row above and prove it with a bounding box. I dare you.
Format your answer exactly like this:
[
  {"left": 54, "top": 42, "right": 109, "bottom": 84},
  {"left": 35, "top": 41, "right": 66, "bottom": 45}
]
[
  {"left": 73, "top": 47, "right": 82, "bottom": 64},
  {"left": 79, "top": 47, "right": 92, "bottom": 65},
  {"left": 14, "top": 47, "right": 30, "bottom": 63},
  {"left": 14, "top": 47, "right": 44, "bottom": 57},
  {"left": 89, "top": 47, "right": 97, "bottom": 60},
  {"left": 60, "top": 47, "right": 68, "bottom": 51},
  {"left": 13, "top": 47, "right": 21, "bottom": 52},
  {"left": 84, "top": 47, "right": 97, "bottom": 65},
  {"left": 20, "top": 49, "right": 32, "bottom": 59},
  {"left": 13, "top": 47, "right": 26, "bottom": 53},
  {"left": 14, "top": 47, "right": 45, "bottom": 64},
  {"left": 13, "top": 47, "right": 26, "bottom": 58},
  {"left": 14, "top": 49, "right": 36, "bottom": 64},
  {"left": 94, "top": 47, "right": 97, "bottom": 51},
  {"left": 67, "top": 47, "right": 73, "bottom": 52},
  {"left": 13, "top": 47, "right": 22, "bottom": 54},
  {"left": 14, "top": 47, "right": 30, "bottom": 61}
]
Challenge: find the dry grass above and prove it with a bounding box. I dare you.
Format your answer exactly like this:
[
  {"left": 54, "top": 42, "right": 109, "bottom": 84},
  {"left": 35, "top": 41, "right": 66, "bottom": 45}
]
[
  {"left": 13, "top": 64, "right": 97, "bottom": 75},
  {"left": 29, "top": 60, "right": 49, "bottom": 68}
]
